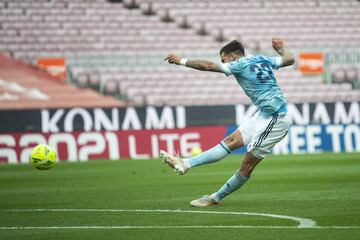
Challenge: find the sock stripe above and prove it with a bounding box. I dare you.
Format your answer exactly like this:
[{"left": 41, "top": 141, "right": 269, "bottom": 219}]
[
  {"left": 235, "top": 170, "right": 249, "bottom": 180},
  {"left": 220, "top": 142, "right": 231, "bottom": 154}
]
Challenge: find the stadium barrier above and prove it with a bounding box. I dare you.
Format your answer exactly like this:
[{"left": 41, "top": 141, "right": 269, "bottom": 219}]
[{"left": 0, "top": 102, "right": 359, "bottom": 163}]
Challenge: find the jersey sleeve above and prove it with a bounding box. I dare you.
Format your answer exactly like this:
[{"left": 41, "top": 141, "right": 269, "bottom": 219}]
[
  {"left": 220, "top": 60, "right": 242, "bottom": 77},
  {"left": 220, "top": 63, "right": 233, "bottom": 76},
  {"left": 265, "top": 56, "right": 283, "bottom": 70}
]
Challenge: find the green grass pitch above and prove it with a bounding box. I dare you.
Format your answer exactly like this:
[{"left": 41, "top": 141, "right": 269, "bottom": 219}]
[{"left": 1, "top": 153, "right": 359, "bottom": 240}]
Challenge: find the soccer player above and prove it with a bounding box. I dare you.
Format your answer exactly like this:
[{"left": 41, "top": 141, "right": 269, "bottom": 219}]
[{"left": 162, "top": 37, "right": 295, "bottom": 207}]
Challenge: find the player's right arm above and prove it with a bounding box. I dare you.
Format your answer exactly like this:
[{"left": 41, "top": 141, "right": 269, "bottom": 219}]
[
  {"left": 272, "top": 37, "right": 295, "bottom": 67},
  {"left": 164, "top": 54, "right": 224, "bottom": 73}
]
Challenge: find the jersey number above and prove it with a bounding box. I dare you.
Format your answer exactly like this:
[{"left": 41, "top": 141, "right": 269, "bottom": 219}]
[{"left": 250, "top": 63, "right": 274, "bottom": 82}]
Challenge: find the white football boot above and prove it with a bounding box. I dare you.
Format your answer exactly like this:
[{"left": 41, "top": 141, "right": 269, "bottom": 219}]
[
  {"left": 190, "top": 195, "right": 219, "bottom": 207},
  {"left": 160, "top": 150, "right": 188, "bottom": 175}
]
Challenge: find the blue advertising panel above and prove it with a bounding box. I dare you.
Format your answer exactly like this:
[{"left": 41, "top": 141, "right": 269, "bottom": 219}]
[{"left": 227, "top": 124, "right": 360, "bottom": 155}]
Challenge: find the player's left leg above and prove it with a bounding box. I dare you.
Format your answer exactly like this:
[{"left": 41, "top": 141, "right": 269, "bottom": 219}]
[
  {"left": 185, "top": 129, "right": 245, "bottom": 168},
  {"left": 160, "top": 129, "right": 245, "bottom": 175},
  {"left": 160, "top": 114, "right": 255, "bottom": 175}
]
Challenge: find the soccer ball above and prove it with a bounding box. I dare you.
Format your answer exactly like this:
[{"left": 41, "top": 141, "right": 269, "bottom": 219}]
[{"left": 30, "top": 144, "right": 57, "bottom": 170}]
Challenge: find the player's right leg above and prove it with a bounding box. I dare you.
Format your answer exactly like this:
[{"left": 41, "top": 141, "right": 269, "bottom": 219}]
[
  {"left": 190, "top": 152, "right": 259, "bottom": 207},
  {"left": 191, "top": 113, "right": 290, "bottom": 206},
  {"left": 190, "top": 113, "right": 258, "bottom": 207},
  {"left": 160, "top": 129, "right": 245, "bottom": 175}
]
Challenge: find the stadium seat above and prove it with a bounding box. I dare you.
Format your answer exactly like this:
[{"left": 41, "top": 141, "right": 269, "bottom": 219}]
[{"left": 0, "top": 0, "right": 359, "bottom": 106}]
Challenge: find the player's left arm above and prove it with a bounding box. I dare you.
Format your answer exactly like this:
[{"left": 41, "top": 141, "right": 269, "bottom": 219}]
[
  {"left": 164, "top": 54, "right": 224, "bottom": 73},
  {"left": 272, "top": 37, "right": 295, "bottom": 67}
]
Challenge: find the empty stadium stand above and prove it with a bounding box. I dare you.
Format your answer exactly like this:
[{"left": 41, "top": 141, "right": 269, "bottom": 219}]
[
  {"left": 0, "top": 54, "right": 126, "bottom": 109},
  {"left": 0, "top": 0, "right": 359, "bottom": 107},
  {"left": 141, "top": 0, "right": 360, "bottom": 50}
]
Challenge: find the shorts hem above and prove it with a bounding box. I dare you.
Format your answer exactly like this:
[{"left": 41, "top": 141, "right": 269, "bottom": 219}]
[{"left": 248, "top": 150, "right": 265, "bottom": 160}]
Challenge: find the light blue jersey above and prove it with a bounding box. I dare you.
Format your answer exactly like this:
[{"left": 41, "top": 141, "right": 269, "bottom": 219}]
[{"left": 221, "top": 54, "right": 287, "bottom": 117}]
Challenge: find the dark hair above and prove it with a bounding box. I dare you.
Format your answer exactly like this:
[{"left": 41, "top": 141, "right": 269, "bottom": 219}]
[{"left": 219, "top": 40, "right": 245, "bottom": 56}]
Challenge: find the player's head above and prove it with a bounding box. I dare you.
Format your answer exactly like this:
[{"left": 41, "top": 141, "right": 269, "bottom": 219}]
[{"left": 220, "top": 40, "right": 245, "bottom": 63}]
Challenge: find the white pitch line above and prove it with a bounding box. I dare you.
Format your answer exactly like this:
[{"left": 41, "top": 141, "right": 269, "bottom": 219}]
[
  {"left": 3, "top": 208, "right": 316, "bottom": 228},
  {"left": 1, "top": 208, "right": 359, "bottom": 230},
  {"left": 1, "top": 225, "right": 360, "bottom": 230}
]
